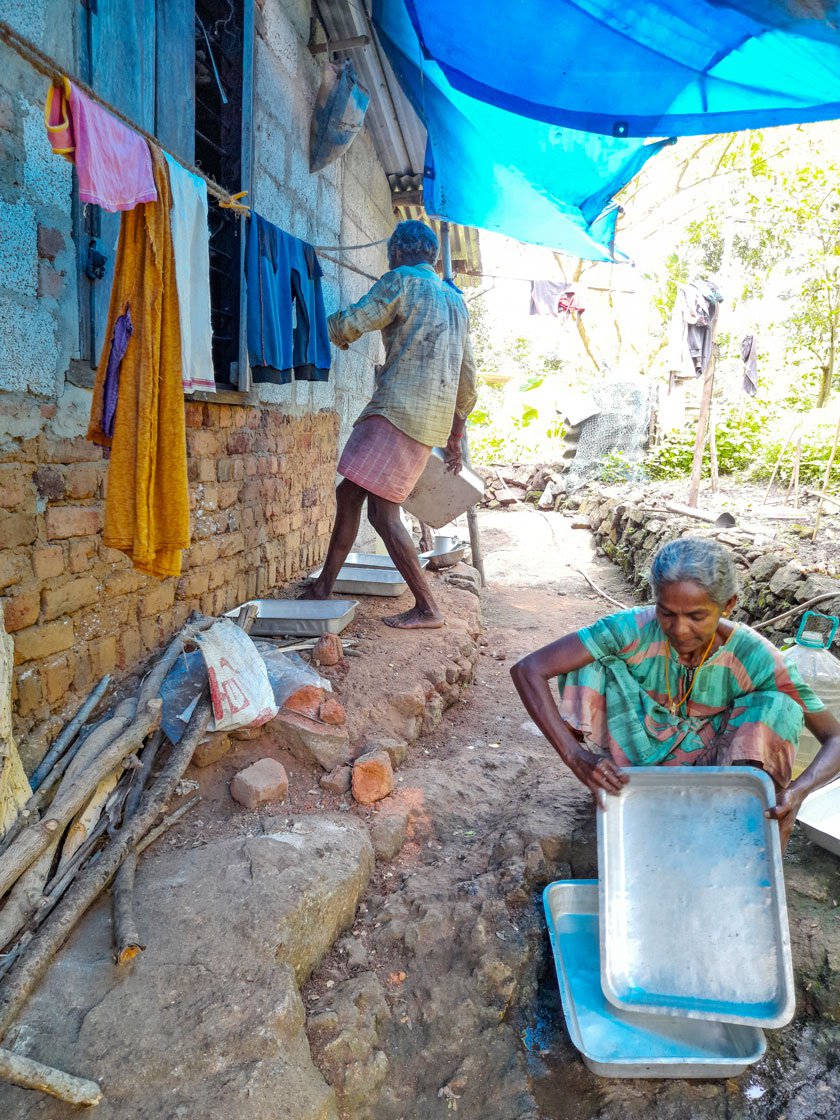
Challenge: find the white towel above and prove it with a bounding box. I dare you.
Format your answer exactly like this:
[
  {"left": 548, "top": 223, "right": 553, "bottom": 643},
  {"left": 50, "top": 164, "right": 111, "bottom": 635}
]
[{"left": 163, "top": 153, "right": 215, "bottom": 393}]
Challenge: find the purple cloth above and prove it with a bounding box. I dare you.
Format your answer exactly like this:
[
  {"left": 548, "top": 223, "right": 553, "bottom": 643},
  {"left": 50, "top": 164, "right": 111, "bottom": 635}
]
[{"left": 102, "top": 304, "right": 133, "bottom": 438}]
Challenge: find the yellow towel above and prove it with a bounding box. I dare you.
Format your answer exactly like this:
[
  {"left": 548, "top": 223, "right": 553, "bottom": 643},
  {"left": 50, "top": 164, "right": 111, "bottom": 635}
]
[{"left": 88, "top": 145, "right": 190, "bottom": 579}]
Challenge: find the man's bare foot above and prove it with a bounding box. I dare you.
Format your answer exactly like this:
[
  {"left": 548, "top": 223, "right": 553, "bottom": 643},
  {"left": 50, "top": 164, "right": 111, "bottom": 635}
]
[
  {"left": 383, "top": 607, "right": 444, "bottom": 630},
  {"left": 298, "top": 583, "right": 331, "bottom": 601}
]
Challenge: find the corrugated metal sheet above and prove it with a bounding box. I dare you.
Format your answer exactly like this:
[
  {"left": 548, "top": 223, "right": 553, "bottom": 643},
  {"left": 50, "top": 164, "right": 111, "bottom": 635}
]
[{"left": 312, "top": 2, "right": 482, "bottom": 279}]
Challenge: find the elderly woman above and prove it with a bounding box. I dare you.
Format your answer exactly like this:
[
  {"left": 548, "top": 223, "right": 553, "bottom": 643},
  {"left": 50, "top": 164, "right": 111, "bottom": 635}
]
[{"left": 511, "top": 537, "right": 840, "bottom": 848}]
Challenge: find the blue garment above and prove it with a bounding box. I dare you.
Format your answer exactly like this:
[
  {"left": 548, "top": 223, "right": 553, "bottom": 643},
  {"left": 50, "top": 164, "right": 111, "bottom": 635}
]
[{"left": 245, "top": 213, "right": 331, "bottom": 384}]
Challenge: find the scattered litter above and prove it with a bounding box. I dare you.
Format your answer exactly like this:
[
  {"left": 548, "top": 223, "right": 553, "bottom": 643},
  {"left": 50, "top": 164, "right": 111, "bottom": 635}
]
[
  {"left": 745, "top": 1084, "right": 766, "bottom": 1101},
  {"left": 489, "top": 742, "right": 500, "bottom": 749},
  {"left": 175, "top": 779, "right": 200, "bottom": 797}
]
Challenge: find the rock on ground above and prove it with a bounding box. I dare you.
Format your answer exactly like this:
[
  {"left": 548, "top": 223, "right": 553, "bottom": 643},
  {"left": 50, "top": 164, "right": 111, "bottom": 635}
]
[
  {"left": 352, "top": 751, "right": 394, "bottom": 805},
  {"left": 230, "top": 757, "right": 288, "bottom": 808},
  {"left": 0, "top": 816, "right": 373, "bottom": 1120}
]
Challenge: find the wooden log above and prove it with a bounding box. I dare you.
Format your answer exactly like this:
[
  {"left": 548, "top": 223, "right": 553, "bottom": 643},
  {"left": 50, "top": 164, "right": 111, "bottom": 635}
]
[
  {"left": 0, "top": 612, "right": 30, "bottom": 841},
  {"left": 665, "top": 501, "right": 736, "bottom": 527},
  {"left": 28, "top": 676, "right": 111, "bottom": 792},
  {"left": 0, "top": 1047, "right": 102, "bottom": 1106},
  {"left": 0, "top": 840, "right": 58, "bottom": 953},
  {"left": 762, "top": 424, "right": 797, "bottom": 506},
  {"left": 57, "top": 771, "right": 120, "bottom": 875},
  {"left": 803, "top": 486, "right": 840, "bottom": 509},
  {"left": 112, "top": 852, "right": 143, "bottom": 965},
  {"left": 687, "top": 344, "right": 717, "bottom": 507},
  {"left": 0, "top": 700, "right": 161, "bottom": 903},
  {"left": 0, "top": 608, "right": 257, "bottom": 1038},
  {"left": 753, "top": 591, "right": 840, "bottom": 633}
]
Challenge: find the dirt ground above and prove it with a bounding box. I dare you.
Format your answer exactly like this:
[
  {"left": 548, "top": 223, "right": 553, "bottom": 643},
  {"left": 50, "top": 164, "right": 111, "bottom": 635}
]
[{"left": 300, "top": 507, "right": 840, "bottom": 1120}]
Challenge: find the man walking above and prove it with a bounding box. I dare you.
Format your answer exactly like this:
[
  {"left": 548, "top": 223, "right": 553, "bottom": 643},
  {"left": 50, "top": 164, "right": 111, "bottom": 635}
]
[{"left": 304, "top": 220, "right": 476, "bottom": 629}]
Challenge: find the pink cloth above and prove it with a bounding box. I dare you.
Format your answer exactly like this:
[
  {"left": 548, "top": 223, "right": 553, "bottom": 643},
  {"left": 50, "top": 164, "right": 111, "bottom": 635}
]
[
  {"left": 46, "top": 81, "right": 157, "bottom": 212},
  {"left": 338, "top": 416, "right": 431, "bottom": 503}
]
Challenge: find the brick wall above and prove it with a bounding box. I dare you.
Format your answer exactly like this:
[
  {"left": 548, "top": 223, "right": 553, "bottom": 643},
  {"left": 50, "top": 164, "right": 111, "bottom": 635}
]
[{"left": 3, "top": 401, "right": 338, "bottom": 770}]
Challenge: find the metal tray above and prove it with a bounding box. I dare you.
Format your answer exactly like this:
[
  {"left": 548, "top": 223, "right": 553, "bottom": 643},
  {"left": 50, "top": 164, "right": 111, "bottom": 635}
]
[
  {"left": 308, "top": 567, "right": 408, "bottom": 597},
  {"left": 403, "top": 449, "right": 485, "bottom": 529},
  {"left": 598, "top": 767, "right": 795, "bottom": 1028},
  {"left": 544, "top": 881, "right": 766, "bottom": 1078},
  {"left": 797, "top": 777, "right": 840, "bottom": 857},
  {"left": 224, "top": 599, "right": 357, "bottom": 637},
  {"left": 310, "top": 553, "right": 428, "bottom": 571}
]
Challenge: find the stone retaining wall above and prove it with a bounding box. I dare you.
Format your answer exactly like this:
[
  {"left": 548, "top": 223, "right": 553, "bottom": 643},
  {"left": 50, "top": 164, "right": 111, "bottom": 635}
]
[{"left": 578, "top": 492, "right": 840, "bottom": 641}]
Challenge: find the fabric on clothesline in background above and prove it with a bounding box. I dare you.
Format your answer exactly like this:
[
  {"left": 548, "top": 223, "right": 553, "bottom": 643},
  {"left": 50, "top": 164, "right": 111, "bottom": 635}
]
[
  {"left": 44, "top": 80, "right": 157, "bottom": 212},
  {"left": 529, "top": 280, "right": 568, "bottom": 317},
  {"left": 741, "top": 334, "right": 758, "bottom": 396},
  {"left": 87, "top": 146, "right": 189, "bottom": 579},
  {"left": 163, "top": 153, "right": 215, "bottom": 394},
  {"left": 245, "top": 213, "right": 331, "bottom": 384},
  {"left": 668, "top": 282, "right": 722, "bottom": 378},
  {"left": 101, "top": 305, "right": 133, "bottom": 438}
]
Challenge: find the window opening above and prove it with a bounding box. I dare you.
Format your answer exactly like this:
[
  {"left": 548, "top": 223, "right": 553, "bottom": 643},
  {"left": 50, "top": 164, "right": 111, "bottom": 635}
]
[{"left": 195, "top": 0, "right": 246, "bottom": 389}]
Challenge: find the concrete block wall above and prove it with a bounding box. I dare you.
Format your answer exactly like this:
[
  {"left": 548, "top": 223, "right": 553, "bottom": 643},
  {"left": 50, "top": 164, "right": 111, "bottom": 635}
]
[{"left": 0, "top": 0, "right": 397, "bottom": 764}]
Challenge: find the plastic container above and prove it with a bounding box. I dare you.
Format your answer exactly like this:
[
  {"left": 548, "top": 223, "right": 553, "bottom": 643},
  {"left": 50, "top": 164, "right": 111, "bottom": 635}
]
[{"left": 784, "top": 612, "right": 840, "bottom": 778}]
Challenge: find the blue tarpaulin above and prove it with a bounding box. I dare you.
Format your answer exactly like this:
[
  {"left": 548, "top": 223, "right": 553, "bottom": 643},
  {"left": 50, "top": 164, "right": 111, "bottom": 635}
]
[
  {"left": 401, "top": 1, "right": 840, "bottom": 137},
  {"left": 374, "top": 0, "right": 673, "bottom": 260}
]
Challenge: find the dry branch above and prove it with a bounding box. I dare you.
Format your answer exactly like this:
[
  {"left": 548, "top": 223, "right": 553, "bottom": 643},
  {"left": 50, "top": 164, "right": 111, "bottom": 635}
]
[
  {"left": 0, "top": 1047, "right": 102, "bottom": 1106},
  {"left": 0, "top": 700, "right": 160, "bottom": 902},
  {"left": 112, "top": 852, "right": 143, "bottom": 965},
  {"left": 28, "top": 676, "right": 111, "bottom": 792},
  {"left": 0, "top": 841, "right": 58, "bottom": 953}
]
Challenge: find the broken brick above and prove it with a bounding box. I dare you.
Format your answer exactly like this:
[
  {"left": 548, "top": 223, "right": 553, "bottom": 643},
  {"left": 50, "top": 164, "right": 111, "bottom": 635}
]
[
  {"left": 352, "top": 751, "right": 394, "bottom": 806},
  {"left": 230, "top": 757, "right": 288, "bottom": 809}
]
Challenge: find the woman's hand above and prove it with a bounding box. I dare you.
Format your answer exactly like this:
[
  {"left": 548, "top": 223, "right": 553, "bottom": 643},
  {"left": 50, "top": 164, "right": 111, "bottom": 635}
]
[
  {"left": 766, "top": 784, "right": 808, "bottom": 852},
  {"left": 566, "top": 746, "right": 629, "bottom": 804}
]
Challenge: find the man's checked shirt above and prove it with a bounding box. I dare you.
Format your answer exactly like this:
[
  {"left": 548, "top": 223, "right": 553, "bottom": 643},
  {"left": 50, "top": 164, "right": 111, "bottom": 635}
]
[{"left": 328, "top": 263, "right": 477, "bottom": 447}]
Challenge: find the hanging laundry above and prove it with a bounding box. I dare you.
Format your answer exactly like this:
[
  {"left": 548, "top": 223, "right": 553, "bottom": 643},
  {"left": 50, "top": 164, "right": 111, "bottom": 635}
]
[
  {"left": 741, "top": 334, "right": 758, "bottom": 396},
  {"left": 245, "top": 213, "right": 331, "bottom": 384},
  {"left": 44, "top": 79, "right": 157, "bottom": 212},
  {"left": 668, "top": 280, "right": 723, "bottom": 379},
  {"left": 529, "top": 280, "right": 584, "bottom": 319},
  {"left": 101, "top": 305, "right": 133, "bottom": 439},
  {"left": 87, "top": 147, "right": 189, "bottom": 579},
  {"left": 163, "top": 153, "right": 215, "bottom": 394}
]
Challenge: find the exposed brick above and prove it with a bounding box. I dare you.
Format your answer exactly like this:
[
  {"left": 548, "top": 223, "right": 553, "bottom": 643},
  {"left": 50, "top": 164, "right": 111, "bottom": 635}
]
[
  {"left": 42, "top": 576, "right": 99, "bottom": 621},
  {"left": 76, "top": 597, "right": 130, "bottom": 641},
  {"left": 68, "top": 537, "right": 99, "bottom": 574},
  {"left": 63, "top": 463, "right": 99, "bottom": 500},
  {"left": 117, "top": 629, "right": 142, "bottom": 671},
  {"left": 0, "top": 550, "right": 24, "bottom": 591},
  {"left": 46, "top": 506, "right": 102, "bottom": 540},
  {"left": 14, "top": 665, "right": 44, "bottom": 717},
  {"left": 284, "top": 685, "right": 327, "bottom": 720},
  {"left": 352, "top": 751, "right": 395, "bottom": 806},
  {"left": 38, "top": 261, "right": 66, "bottom": 300},
  {"left": 138, "top": 581, "right": 176, "bottom": 618},
  {"left": 185, "top": 402, "right": 205, "bottom": 429},
  {"left": 41, "top": 652, "right": 75, "bottom": 706},
  {"left": 0, "top": 511, "right": 37, "bottom": 549},
  {"left": 90, "top": 634, "right": 118, "bottom": 677},
  {"left": 13, "top": 618, "right": 74, "bottom": 663},
  {"left": 230, "top": 758, "right": 288, "bottom": 809},
  {"left": 176, "top": 568, "right": 210, "bottom": 599},
  {"left": 2, "top": 589, "right": 39, "bottom": 632},
  {"left": 37, "top": 224, "right": 66, "bottom": 260},
  {"left": 319, "top": 697, "right": 346, "bottom": 726},
  {"left": 32, "top": 545, "right": 65, "bottom": 580},
  {"left": 0, "top": 464, "right": 27, "bottom": 508},
  {"left": 38, "top": 437, "right": 101, "bottom": 464},
  {"left": 106, "top": 568, "right": 148, "bottom": 597},
  {"left": 33, "top": 464, "right": 65, "bottom": 501},
  {"left": 227, "top": 430, "right": 253, "bottom": 455}
]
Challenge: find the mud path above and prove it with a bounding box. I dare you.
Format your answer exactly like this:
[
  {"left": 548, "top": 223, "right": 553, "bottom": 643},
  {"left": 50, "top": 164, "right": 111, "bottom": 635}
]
[{"left": 307, "top": 510, "right": 840, "bottom": 1120}]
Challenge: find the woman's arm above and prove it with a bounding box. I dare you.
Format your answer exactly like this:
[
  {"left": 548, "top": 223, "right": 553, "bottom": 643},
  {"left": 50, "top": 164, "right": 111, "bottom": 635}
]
[
  {"left": 510, "top": 635, "right": 628, "bottom": 799},
  {"left": 767, "top": 708, "right": 840, "bottom": 847}
]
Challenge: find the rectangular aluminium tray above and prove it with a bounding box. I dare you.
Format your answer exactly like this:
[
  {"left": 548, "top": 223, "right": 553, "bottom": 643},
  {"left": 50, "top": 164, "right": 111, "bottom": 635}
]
[
  {"left": 597, "top": 767, "right": 794, "bottom": 1028},
  {"left": 311, "top": 553, "right": 428, "bottom": 571},
  {"left": 544, "top": 880, "right": 765, "bottom": 1079},
  {"left": 402, "top": 449, "right": 485, "bottom": 529},
  {"left": 308, "top": 567, "right": 408, "bottom": 597},
  {"left": 797, "top": 777, "right": 840, "bottom": 857},
  {"left": 225, "top": 599, "right": 357, "bottom": 637}
]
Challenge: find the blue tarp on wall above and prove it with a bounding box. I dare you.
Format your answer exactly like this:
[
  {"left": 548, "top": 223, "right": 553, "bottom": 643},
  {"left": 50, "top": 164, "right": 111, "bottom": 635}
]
[
  {"left": 402, "top": 0, "right": 840, "bottom": 137},
  {"left": 373, "top": 0, "right": 673, "bottom": 260}
]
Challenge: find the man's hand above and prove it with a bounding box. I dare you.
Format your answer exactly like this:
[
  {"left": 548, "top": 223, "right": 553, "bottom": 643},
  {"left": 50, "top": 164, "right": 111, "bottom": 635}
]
[{"left": 444, "top": 433, "right": 463, "bottom": 474}]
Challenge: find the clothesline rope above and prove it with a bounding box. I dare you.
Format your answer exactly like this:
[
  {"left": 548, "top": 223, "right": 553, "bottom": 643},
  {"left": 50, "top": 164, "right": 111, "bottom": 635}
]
[{"left": 0, "top": 18, "right": 389, "bottom": 262}]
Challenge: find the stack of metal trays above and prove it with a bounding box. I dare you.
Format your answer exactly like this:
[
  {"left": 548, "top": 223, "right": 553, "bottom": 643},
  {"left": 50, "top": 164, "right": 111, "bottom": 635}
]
[
  {"left": 224, "top": 599, "right": 357, "bottom": 637},
  {"left": 797, "top": 775, "right": 840, "bottom": 857},
  {"left": 543, "top": 882, "right": 766, "bottom": 1078},
  {"left": 545, "top": 767, "right": 794, "bottom": 1079},
  {"left": 325, "top": 552, "right": 429, "bottom": 571}
]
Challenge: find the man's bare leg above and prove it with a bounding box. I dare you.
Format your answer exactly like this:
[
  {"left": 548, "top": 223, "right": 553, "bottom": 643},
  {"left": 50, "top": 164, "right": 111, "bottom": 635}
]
[
  {"left": 368, "top": 495, "right": 444, "bottom": 629},
  {"left": 301, "top": 479, "right": 367, "bottom": 600}
]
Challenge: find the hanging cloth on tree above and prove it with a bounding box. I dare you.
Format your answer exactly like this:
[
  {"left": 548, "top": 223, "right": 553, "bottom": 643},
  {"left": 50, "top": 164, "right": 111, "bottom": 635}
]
[
  {"left": 87, "top": 146, "right": 190, "bottom": 579},
  {"left": 44, "top": 78, "right": 157, "bottom": 212},
  {"left": 741, "top": 334, "right": 758, "bottom": 397}
]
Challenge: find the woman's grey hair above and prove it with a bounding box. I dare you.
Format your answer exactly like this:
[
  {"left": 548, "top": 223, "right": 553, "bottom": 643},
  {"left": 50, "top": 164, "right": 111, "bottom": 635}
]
[
  {"left": 388, "top": 220, "right": 439, "bottom": 264},
  {"left": 649, "top": 537, "right": 738, "bottom": 607}
]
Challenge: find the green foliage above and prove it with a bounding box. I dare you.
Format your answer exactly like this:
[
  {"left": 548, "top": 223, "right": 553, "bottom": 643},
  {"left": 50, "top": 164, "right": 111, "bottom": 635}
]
[
  {"left": 598, "top": 449, "right": 642, "bottom": 484},
  {"left": 467, "top": 378, "right": 566, "bottom": 465}
]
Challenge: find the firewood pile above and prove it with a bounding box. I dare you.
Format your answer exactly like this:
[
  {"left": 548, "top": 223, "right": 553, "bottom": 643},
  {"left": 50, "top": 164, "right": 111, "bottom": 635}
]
[{"left": 0, "top": 606, "right": 256, "bottom": 1107}]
